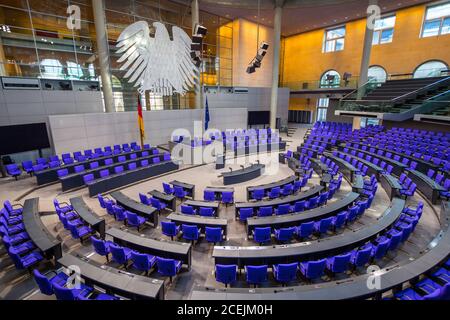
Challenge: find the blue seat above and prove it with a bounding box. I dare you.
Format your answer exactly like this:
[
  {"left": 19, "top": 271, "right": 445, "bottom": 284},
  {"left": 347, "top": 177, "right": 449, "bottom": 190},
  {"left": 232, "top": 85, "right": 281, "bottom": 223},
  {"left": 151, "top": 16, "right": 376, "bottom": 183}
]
[
  {"left": 296, "top": 221, "right": 314, "bottom": 240},
  {"left": 239, "top": 208, "right": 253, "bottom": 221},
  {"left": 205, "top": 227, "right": 223, "bottom": 244},
  {"left": 215, "top": 264, "right": 237, "bottom": 287},
  {"left": 83, "top": 174, "right": 94, "bottom": 185},
  {"left": 372, "top": 237, "right": 391, "bottom": 260},
  {"left": 274, "top": 227, "right": 296, "bottom": 242},
  {"left": 139, "top": 192, "right": 150, "bottom": 205},
  {"left": 22, "top": 161, "right": 34, "bottom": 175},
  {"left": 53, "top": 282, "right": 93, "bottom": 300},
  {"left": 8, "top": 248, "right": 43, "bottom": 269},
  {"left": 126, "top": 211, "right": 147, "bottom": 231},
  {"left": 314, "top": 217, "right": 333, "bottom": 235},
  {"left": 350, "top": 243, "right": 373, "bottom": 268},
  {"left": 33, "top": 269, "right": 69, "bottom": 295},
  {"left": 257, "top": 206, "right": 272, "bottom": 217},
  {"left": 174, "top": 186, "right": 187, "bottom": 199},
  {"left": 161, "top": 221, "right": 180, "bottom": 240},
  {"left": 281, "top": 184, "right": 293, "bottom": 196},
  {"left": 253, "top": 227, "right": 271, "bottom": 244},
  {"left": 299, "top": 259, "right": 327, "bottom": 280},
  {"left": 222, "top": 191, "right": 234, "bottom": 206},
  {"left": 163, "top": 182, "right": 174, "bottom": 195},
  {"left": 199, "top": 207, "right": 214, "bottom": 217},
  {"left": 326, "top": 252, "right": 352, "bottom": 274},
  {"left": 57, "top": 168, "right": 69, "bottom": 178},
  {"left": 273, "top": 262, "right": 298, "bottom": 284},
  {"left": 67, "top": 220, "right": 92, "bottom": 243},
  {"left": 112, "top": 205, "right": 126, "bottom": 222},
  {"left": 91, "top": 236, "right": 113, "bottom": 262},
  {"left": 182, "top": 224, "right": 200, "bottom": 243},
  {"left": 291, "top": 200, "right": 306, "bottom": 212},
  {"left": 130, "top": 251, "right": 156, "bottom": 275},
  {"left": 267, "top": 187, "right": 281, "bottom": 199},
  {"left": 432, "top": 268, "right": 450, "bottom": 284},
  {"left": 150, "top": 197, "right": 167, "bottom": 213},
  {"left": 306, "top": 196, "right": 319, "bottom": 209},
  {"left": 204, "top": 190, "right": 216, "bottom": 202},
  {"left": 275, "top": 204, "right": 290, "bottom": 215},
  {"left": 251, "top": 189, "right": 265, "bottom": 201},
  {"left": 109, "top": 243, "right": 132, "bottom": 267},
  {"left": 245, "top": 265, "right": 268, "bottom": 286},
  {"left": 156, "top": 257, "right": 182, "bottom": 282},
  {"left": 332, "top": 211, "right": 347, "bottom": 230},
  {"left": 53, "top": 198, "right": 73, "bottom": 214},
  {"left": 6, "top": 164, "right": 21, "bottom": 179},
  {"left": 114, "top": 166, "right": 124, "bottom": 174},
  {"left": 181, "top": 205, "right": 196, "bottom": 215}
]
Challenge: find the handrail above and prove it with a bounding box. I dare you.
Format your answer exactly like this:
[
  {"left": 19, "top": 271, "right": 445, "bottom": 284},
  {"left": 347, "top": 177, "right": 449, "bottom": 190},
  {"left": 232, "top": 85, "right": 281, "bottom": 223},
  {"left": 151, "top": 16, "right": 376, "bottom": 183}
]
[
  {"left": 392, "top": 76, "right": 450, "bottom": 102},
  {"left": 340, "top": 79, "right": 380, "bottom": 101}
]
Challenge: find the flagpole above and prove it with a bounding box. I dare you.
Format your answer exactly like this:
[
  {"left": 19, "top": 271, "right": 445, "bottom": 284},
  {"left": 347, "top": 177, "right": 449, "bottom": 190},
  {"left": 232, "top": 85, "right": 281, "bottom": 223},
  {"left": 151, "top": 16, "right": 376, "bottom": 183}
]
[{"left": 137, "top": 94, "right": 145, "bottom": 148}]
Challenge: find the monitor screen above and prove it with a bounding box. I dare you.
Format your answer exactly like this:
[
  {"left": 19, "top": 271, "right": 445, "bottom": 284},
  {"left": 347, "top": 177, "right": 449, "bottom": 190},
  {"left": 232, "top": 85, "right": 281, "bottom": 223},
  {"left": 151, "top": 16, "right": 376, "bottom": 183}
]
[
  {"left": 248, "top": 111, "right": 270, "bottom": 125},
  {"left": 0, "top": 123, "right": 51, "bottom": 155}
]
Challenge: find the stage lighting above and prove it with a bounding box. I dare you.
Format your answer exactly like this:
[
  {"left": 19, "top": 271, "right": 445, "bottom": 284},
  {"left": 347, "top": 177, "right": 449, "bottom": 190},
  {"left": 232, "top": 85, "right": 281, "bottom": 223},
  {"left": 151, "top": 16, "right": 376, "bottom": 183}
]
[{"left": 246, "top": 41, "right": 270, "bottom": 74}]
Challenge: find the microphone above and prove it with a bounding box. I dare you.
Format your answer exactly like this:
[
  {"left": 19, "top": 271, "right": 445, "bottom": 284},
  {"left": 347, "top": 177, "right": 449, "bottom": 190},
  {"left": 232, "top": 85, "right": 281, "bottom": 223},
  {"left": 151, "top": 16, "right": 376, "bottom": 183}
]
[
  {"left": 256, "top": 160, "right": 260, "bottom": 164},
  {"left": 229, "top": 167, "right": 233, "bottom": 172},
  {"left": 240, "top": 165, "right": 245, "bottom": 170}
]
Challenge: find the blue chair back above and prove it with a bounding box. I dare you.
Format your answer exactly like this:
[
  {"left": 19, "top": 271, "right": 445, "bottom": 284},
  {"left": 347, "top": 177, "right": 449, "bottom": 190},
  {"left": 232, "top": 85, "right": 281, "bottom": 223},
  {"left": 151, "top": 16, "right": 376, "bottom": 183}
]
[
  {"left": 274, "top": 263, "right": 298, "bottom": 283},
  {"left": 297, "top": 222, "right": 314, "bottom": 238},
  {"left": 222, "top": 192, "right": 233, "bottom": 204},
  {"left": 204, "top": 190, "right": 215, "bottom": 201},
  {"left": 205, "top": 227, "right": 222, "bottom": 243},
  {"left": 91, "top": 236, "right": 109, "bottom": 256},
  {"left": 33, "top": 269, "right": 54, "bottom": 295},
  {"left": 254, "top": 227, "right": 271, "bottom": 243},
  {"left": 199, "top": 207, "right": 214, "bottom": 217},
  {"left": 302, "top": 259, "right": 326, "bottom": 279},
  {"left": 110, "top": 244, "right": 129, "bottom": 265},
  {"left": 161, "top": 221, "right": 179, "bottom": 237},
  {"left": 182, "top": 224, "right": 199, "bottom": 241},
  {"left": 181, "top": 205, "right": 195, "bottom": 215},
  {"left": 53, "top": 282, "right": 77, "bottom": 300},
  {"left": 246, "top": 265, "right": 268, "bottom": 285},
  {"left": 352, "top": 245, "right": 373, "bottom": 267},
  {"left": 215, "top": 264, "right": 237, "bottom": 285},
  {"left": 258, "top": 206, "right": 272, "bottom": 217}
]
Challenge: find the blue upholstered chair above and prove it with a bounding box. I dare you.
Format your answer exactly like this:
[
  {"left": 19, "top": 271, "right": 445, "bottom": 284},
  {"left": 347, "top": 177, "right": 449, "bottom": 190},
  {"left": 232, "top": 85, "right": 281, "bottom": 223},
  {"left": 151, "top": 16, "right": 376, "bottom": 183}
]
[
  {"left": 174, "top": 186, "right": 187, "bottom": 199},
  {"left": 326, "top": 252, "right": 352, "bottom": 275},
  {"left": 161, "top": 221, "right": 180, "bottom": 240},
  {"left": 299, "top": 259, "right": 327, "bottom": 280},
  {"left": 6, "top": 164, "right": 21, "bottom": 180},
  {"left": 205, "top": 227, "right": 223, "bottom": 244},
  {"left": 109, "top": 243, "right": 132, "bottom": 268},
  {"left": 273, "top": 263, "right": 298, "bottom": 285},
  {"left": 222, "top": 192, "right": 234, "bottom": 206},
  {"left": 182, "top": 224, "right": 200, "bottom": 243},
  {"left": 33, "top": 269, "right": 68, "bottom": 296},
  {"left": 296, "top": 221, "right": 314, "bottom": 240},
  {"left": 199, "top": 207, "right": 214, "bottom": 217},
  {"left": 253, "top": 227, "right": 271, "bottom": 244},
  {"left": 251, "top": 189, "right": 265, "bottom": 201},
  {"left": 204, "top": 190, "right": 216, "bottom": 202},
  {"left": 215, "top": 264, "right": 237, "bottom": 287},
  {"left": 130, "top": 251, "right": 156, "bottom": 275},
  {"left": 91, "top": 236, "right": 114, "bottom": 262},
  {"left": 156, "top": 257, "right": 182, "bottom": 282},
  {"left": 257, "top": 206, "right": 272, "bottom": 217},
  {"left": 150, "top": 197, "right": 167, "bottom": 213},
  {"left": 274, "top": 227, "right": 296, "bottom": 242},
  {"left": 245, "top": 265, "right": 268, "bottom": 286},
  {"left": 126, "top": 211, "right": 147, "bottom": 231}
]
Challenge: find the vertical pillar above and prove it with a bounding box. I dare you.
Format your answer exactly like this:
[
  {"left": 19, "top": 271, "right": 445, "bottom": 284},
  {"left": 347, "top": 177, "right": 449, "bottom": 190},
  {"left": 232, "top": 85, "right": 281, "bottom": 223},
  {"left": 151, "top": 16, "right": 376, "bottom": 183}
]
[
  {"left": 269, "top": 0, "right": 284, "bottom": 129},
  {"left": 357, "top": 0, "right": 378, "bottom": 98},
  {"left": 191, "top": 0, "right": 202, "bottom": 110},
  {"left": 92, "top": 0, "right": 114, "bottom": 112}
]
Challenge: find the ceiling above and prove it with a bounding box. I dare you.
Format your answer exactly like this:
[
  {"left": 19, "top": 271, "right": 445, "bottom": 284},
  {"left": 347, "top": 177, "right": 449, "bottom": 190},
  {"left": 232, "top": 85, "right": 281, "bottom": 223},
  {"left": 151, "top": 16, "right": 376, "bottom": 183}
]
[{"left": 177, "top": 0, "right": 435, "bottom": 36}]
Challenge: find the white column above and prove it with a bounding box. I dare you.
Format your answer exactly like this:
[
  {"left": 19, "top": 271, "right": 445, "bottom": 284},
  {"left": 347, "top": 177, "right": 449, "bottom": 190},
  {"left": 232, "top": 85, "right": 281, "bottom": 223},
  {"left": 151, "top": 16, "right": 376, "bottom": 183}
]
[
  {"left": 269, "top": 1, "right": 284, "bottom": 129},
  {"left": 358, "top": 0, "right": 378, "bottom": 98},
  {"left": 92, "top": 0, "right": 114, "bottom": 112},
  {"left": 191, "top": 0, "right": 202, "bottom": 110}
]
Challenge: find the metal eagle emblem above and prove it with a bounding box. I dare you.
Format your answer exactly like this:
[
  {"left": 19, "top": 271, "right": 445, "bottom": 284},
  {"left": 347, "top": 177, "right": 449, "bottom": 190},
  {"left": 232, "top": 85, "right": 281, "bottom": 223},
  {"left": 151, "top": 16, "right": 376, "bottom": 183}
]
[{"left": 116, "top": 21, "right": 197, "bottom": 96}]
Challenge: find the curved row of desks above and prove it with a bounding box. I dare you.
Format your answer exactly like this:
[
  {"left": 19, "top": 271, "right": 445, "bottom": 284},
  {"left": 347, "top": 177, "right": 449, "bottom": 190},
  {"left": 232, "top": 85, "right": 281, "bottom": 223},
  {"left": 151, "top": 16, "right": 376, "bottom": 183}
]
[
  {"left": 167, "top": 213, "right": 228, "bottom": 235},
  {"left": 222, "top": 164, "right": 265, "bottom": 185},
  {"left": 214, "top": 198, "right": 405, "bottom": 267},
  {"left": 22, "top": 198, "right": 62, "bottom": 260},
  {"left": 35, "top": 148, "right": 157, "bottom": 185},
  {"left": 106, "top": 227, "right": 192, "bottom": 269},
  {"left": 70, "top": 196, "right": 106, "bottom": 238},
  {"left": 333, "top": 150, "right": 402, "bottom": 200},
  {"left": 338, "top": 145, "right": 445, "bottom": 204},
  {"left": 192, "top": 201, "right": 450, "bottom": 300},
  {"left": 246, "top": 191, "right": 360, "bottom": 234},
  {"left": 234, "top": 185, "right": 324, "bottom": 218},
  {"left": 323, "top": 152, "right": 364, "bottom": 193},
  {"left": 57, "top": 254, "right": 165, "bottom": 300},
  {"left": 110, "top": 191, "right": 158, "bottom": 227},
  {"left": 246, "top": 176, "right": 297, "bottom": 200},
  {"left": 60, "top": 153, "right": 164, "bottom": 191},
  {"left": 87, "top": 161, "right": 179, "bottom": 197}
]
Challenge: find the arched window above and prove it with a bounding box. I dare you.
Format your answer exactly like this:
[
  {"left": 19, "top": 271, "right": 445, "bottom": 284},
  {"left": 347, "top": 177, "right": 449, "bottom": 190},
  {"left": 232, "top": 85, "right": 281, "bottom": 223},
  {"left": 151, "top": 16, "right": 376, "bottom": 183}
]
[
  {"left": 368, "top": 66, "right": 387, "bottom": 83},
  {"left": 320, "top": 70, "right": 340, "bottom": 88},
  {"left": 413, "top": 60, "right": 448, "bottom": 78},
  {"left": 40, "top": 59, "right": 63, "bottom": 79}
]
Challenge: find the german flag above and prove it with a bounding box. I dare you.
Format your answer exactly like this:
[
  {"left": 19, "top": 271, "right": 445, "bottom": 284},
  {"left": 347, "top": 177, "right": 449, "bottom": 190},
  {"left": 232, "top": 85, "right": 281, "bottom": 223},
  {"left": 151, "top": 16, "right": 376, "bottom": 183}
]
[{"left": 137, "top": 96, "right": 145, "bottom": 147}]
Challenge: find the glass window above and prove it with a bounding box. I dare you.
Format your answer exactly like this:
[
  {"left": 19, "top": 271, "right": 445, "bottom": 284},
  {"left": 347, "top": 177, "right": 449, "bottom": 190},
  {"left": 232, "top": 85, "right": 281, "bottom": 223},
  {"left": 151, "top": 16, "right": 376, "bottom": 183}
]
[
  {"left": 422, "top": 2, "right": 450, "bottom": 37},
  {"left": 368, "top": 66, "right": 387, "bottom": 83},
  {"left": 323, "top": 27, "right": 345, "bottom": 52},
  {"left": 413, "top": 60, "right": 448, "bottom": 78},
  {"left": 372, "top": 15, "right": 396, "bottom": 45},
  {"left": 320, "top": 70, "right": 341, "bottom": 88},
  {"left": 316, "top": 98, "right": 329, "bottom": 122},
  {"left": 40, "top": 58, "right": 63, "bottom": 78}
]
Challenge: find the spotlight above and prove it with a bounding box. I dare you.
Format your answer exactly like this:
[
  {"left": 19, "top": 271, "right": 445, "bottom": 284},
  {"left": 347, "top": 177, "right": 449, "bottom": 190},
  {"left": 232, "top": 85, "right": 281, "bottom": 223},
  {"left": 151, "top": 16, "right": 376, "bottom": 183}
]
[
  {"left": 190, "top": 23, "right": 207, "bottom": 67},
  {"left": 246, "top": 41, "right": 270, "bottom": 74}
]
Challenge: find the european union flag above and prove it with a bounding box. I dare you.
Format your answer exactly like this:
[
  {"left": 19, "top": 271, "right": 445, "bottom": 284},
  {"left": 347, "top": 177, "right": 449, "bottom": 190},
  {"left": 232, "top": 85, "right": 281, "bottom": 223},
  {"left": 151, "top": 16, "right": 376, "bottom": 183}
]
[{"left": 205, "top": 96, "right": 210, "bottom": 131}]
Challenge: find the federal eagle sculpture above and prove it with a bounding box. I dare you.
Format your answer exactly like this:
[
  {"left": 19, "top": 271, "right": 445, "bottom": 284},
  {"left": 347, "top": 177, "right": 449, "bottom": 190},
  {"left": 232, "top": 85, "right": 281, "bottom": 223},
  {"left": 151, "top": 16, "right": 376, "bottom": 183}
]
[{"left": 116, "top": 21, "right": 197, "bottom": 96}]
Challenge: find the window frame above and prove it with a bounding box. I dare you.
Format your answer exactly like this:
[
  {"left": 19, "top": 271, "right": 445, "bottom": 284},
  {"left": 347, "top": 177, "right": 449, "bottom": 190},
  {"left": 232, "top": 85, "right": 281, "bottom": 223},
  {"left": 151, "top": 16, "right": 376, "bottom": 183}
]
[
  {"left": 323, "top": 25, "right": 346, "bottom": 53},
  {"left": 372, "top": 15, "right": 396, "bottom": 45},
  {"left": 420, "top": 1, "right": 450, "bottom": 38}
]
